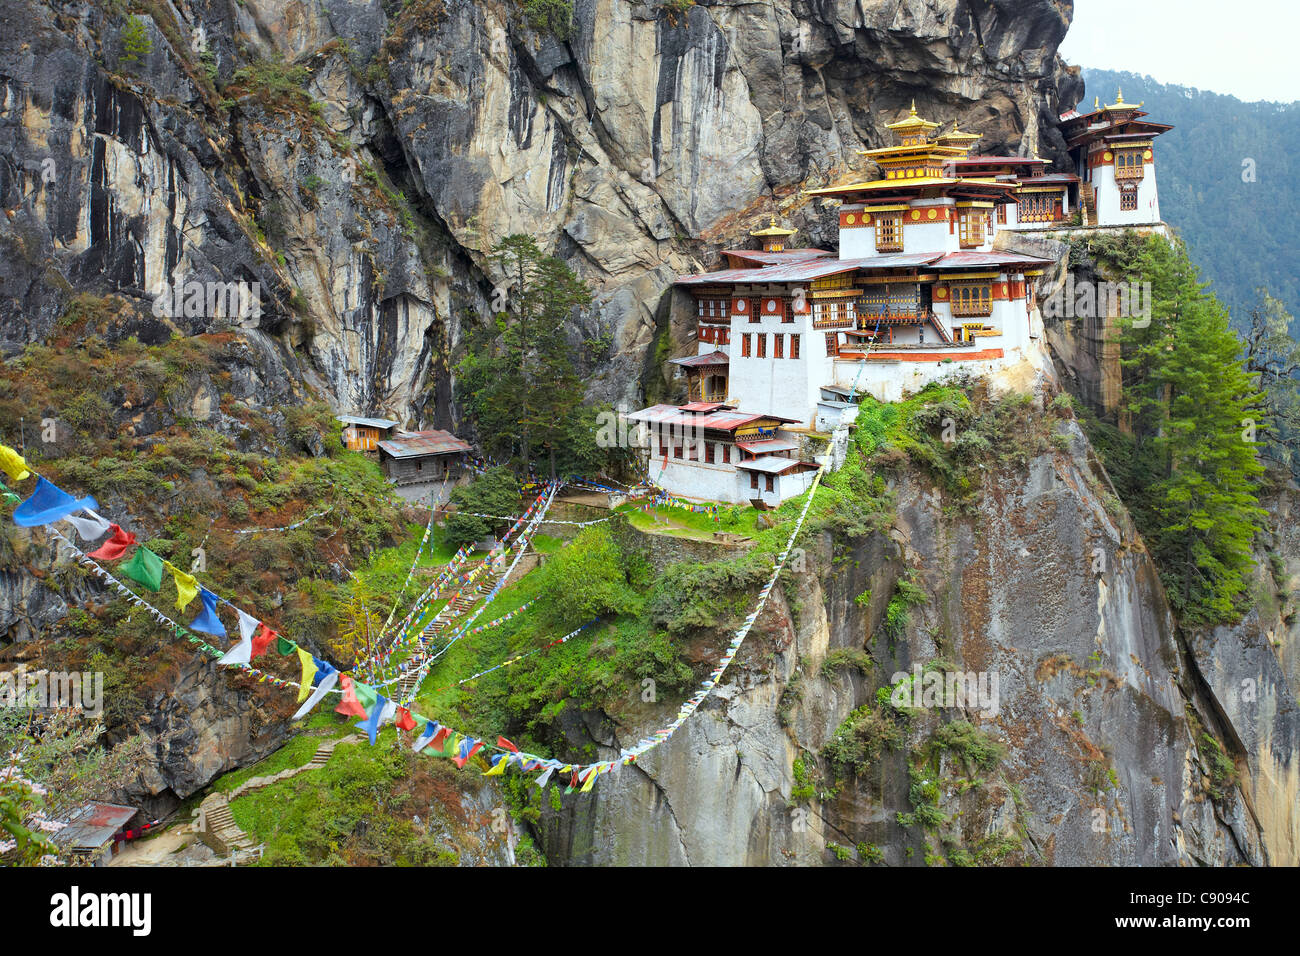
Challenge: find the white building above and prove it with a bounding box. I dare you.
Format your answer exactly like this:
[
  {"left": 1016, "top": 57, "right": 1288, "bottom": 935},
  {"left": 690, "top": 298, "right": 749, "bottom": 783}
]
[
  {"left": 1057, "top": 89, "right": 1171, "bottom": 227},
  {"left": 629, "top": 104, "right": 1072, "bottom": 504}
]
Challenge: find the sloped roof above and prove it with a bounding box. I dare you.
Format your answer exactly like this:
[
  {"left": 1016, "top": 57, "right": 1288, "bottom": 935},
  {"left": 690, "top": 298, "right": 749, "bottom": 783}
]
[
  {"left": 378, "top": 429, "right": 472, "bottom": 459},
  {"left": 338, "top": 415, "right": 400, "bottom": 430},
  {"left": 677, "top": 253, "right": 946, "bottom": 286},
  {"left": 721, "top": 249, "right": 832, "bottom": 266},
  {"left": 670, "top": 351, "right": 730, "bottom": 368},
  {"left": 735, "top": 456, "right": 820, "bottom": 475},
  {"left": 53, "top": 802, "right": 138, "bottom": 850},
  {"left": 929, "top": 251, "right": 1055, "bottom": 270},
  {"left": 626, "top": 404, "right": 798, "bottom": 431}
]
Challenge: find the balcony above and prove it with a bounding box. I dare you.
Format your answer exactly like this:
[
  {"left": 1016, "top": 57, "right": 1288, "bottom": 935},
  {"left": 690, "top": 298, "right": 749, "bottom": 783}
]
[{"left": 1114, "top": 165, "right": 1145, "bottom": 181}]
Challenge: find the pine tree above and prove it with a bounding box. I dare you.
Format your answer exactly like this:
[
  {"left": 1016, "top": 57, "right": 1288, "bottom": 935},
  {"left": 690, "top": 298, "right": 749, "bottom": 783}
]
[
  {"left": 456, "top": 235, "right": 592, "bottom": 474},
  {"left": 1115, "top": 236, "right": 1267, "bottom": 623}
]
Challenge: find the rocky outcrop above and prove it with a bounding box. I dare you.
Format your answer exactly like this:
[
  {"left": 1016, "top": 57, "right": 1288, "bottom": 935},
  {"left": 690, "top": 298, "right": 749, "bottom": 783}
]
[
  {"left": 535, "top": 408, "right": 1286, "bottom": 866},
  {"left": 1, "top": 0, "right": 1081, "bottom": 421}
]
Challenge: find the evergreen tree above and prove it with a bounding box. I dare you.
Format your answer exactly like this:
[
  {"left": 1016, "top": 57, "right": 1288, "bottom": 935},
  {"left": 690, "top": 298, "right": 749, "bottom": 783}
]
[
  {"left": 455, "top": 235, "right": 593, "bottom": 475},
  {"left": 1115, "top": 236, "right": 1267, "bottom": 623}
]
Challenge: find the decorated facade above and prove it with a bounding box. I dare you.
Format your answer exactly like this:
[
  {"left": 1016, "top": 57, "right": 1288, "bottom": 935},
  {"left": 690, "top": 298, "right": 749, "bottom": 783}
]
[
  {"left": 1058, "top": 89, "right": 1171, "bottom": 227},
  {"left": 630, "top": 104, "right": 1073, "bottom": 504}
]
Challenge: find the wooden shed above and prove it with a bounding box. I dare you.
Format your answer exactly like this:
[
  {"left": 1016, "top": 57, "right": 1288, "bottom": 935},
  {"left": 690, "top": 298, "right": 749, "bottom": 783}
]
[
  {"left": 377, "top": 430, "right": 472, "bottom": 485},
  {"left": 338, "top": 415, "right": 400, "bottom": 453}
]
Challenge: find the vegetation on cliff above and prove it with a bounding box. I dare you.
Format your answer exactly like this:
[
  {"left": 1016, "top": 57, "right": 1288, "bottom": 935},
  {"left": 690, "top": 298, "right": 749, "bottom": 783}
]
[{"left": 1075, "top": 234, "right": 1269, "bottom": 624}]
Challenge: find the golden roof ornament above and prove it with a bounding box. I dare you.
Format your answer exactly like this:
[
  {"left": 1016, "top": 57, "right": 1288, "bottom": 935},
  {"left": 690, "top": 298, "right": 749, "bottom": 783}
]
[{"left": 750, "top": 216, "right": 796, "bottom": 237}]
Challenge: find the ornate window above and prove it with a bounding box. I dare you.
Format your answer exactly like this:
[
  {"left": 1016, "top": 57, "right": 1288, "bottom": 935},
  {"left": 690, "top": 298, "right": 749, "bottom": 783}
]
[
  {"left": 958, "top": 211, "right": 984, "bottom": 248},
  {"left": 756, "top": 333, "right": 767, "bottom": 359},
  {"left": 790, "top": 333, "right": 800, "bottom": 359},
  {"left": 774, "top": 333, "right": 784, "bottom": 359},
  {"left": 1120, "top": 186, "right": 1138, "bottom": 211},
  {"left": 824, "top": 332, "right": 839, "bottom": 356},
  {"left": 741, "top": 333, "right": 751, "bottom": 357},
  {"left": 874, "top": 214, "right": 903, "bottom": 252},
  {"left": 1017, "top": 193, "right": 1058, "bottom": 223},
  {"left": 1114, "top": 150, "right": 1144, "bottom": 180},
  {"left": 949, "top": 282, "right": 993, "bottom": 317},
  {"left": 997, "top": 204, "right": 1007, "bottom": 225}
]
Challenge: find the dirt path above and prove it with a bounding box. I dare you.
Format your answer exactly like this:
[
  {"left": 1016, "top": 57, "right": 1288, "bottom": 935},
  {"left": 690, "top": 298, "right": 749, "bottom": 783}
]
[{"left": 108, "top": 826, "right": 195, "bottom": 866}]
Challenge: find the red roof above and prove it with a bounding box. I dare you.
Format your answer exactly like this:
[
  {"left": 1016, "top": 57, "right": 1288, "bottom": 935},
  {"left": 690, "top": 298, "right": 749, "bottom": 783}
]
[
  {"left": 670, "top": 351, "right": 730, "bottom": 369},
  {"left": 1017, "top": 173, "right": 1079, "bottom": 185},
  {"left": 929, "top": 251, "right": 1054, "bottom": 270},
  {"left": 378, "top": 429, "right": 472, "bottom": 459},
  {"left": 626, "top": 404, "right": 798, "bottom": 432},
  {"left": 721, "top": 249, "right": 831, "bottom": 266},
  {"left": 677, "top": 253, "right": 946, "bottom": 286},
  {"left": 950, "top": 155, "right": 1048, "bottom": 166}
]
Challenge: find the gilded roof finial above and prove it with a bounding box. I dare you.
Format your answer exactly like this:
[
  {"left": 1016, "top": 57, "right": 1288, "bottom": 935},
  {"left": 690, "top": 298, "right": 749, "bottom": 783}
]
[
  {"left": 1094, "top": 96, "right": 1100, "bottom": 109},
  {"left": 770, "top": 216, "right": 777, "bottom": 228},
  {"left": 909, "top": 99, "right": 917, "bottom": 116},
  {"left": 1116, "top": 87, "right": 1124, "bottom": 104}
]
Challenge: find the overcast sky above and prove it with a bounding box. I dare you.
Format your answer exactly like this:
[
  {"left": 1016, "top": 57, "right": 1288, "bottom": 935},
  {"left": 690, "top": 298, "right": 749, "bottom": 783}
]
[{"left": 1059, "top": 0, "right": 1298, "bottom": 103}]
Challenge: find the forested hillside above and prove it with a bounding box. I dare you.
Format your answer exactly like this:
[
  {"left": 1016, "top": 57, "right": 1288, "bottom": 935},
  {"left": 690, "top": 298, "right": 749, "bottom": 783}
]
[{"left": 1081, "top": 69, "right": 1300, "bottom": 327}]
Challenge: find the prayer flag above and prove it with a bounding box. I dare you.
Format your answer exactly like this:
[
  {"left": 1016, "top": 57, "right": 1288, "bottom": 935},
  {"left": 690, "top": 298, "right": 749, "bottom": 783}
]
[
  {"left": 168, "top": 563, "right": 199, "bottom": 611},
  {"left": 189, "top": 588, "right": 226, "bottom": 638},
  {"left": 120, "top": 545, "right": 164, "bottom": 592},
  {"left": 64, "top": 510, "right": 111, "bottom": 543},
  {"left": 87, "top": 524, "right": 136, "bottom": 560},
  {"left": 291, "top": 661, "right": 337, "bottom": 720},
  {"left": 0, "top": 445, "right": 30, "bottom": 483},
  {"left": 13, "top": 477, "right": 97, "bottom": 528}
]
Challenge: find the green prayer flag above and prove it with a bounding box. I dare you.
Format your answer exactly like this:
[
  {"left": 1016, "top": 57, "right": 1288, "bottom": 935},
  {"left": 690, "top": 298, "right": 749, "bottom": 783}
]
[
  {"left": 276, "top": 636, "right": 295, "bottom": 656},
  {"left": 121, "top": 546, "right": 164, "bottom": 592},
  {"left": 354, "top": 681, "right": 378, "bottom": 711}
]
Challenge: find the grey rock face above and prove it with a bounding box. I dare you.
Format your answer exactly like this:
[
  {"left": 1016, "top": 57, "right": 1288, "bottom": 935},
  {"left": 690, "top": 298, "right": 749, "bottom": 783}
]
[{"left": 535, "top": 417, "right": 1278, "bottom": 866}]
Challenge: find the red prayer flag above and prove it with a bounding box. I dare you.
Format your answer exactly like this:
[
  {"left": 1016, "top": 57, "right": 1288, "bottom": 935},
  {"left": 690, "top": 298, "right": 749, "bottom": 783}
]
[
  {"left": 250, "top": 623, "right": 278, "bottom": 660},
  {"left": 334, "top": 674, "right": 367, "bottom": 718},
  {"left": 395, "top": 707, "right": 416, "bottom": 731},
  {"left": 87, "top": 524, "right": 136, "bottom": 561},
  {"left": 497, "top": 736, "right": 519, "bottom": 752}
]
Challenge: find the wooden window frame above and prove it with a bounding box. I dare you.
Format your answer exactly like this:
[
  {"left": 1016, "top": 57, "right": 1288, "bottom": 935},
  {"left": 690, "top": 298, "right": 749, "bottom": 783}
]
[
  {"left": 790, "top": 333, "right": 800, "bottom": 360},
  {"left": 949, "top": 282, "right": 993, "bottom": 318},
  {"left": 756, "top": 333, "right": 767, "bottom": 359},
  {"left": 874, "top": 214, "right": 903, "bottom": 253},
  {"left": 774, "top": 333, "right": 784, "bottom": 359},
  {"left": 741, "top": 333, "right": 751, "bottom": 358}
]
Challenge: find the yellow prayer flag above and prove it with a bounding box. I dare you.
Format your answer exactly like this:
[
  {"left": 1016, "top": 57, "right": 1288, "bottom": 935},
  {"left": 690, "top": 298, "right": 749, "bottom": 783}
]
[
  {"left": 483, "top": 756, "right": 508, "bottom": 777},
  {"left": 0, "top": 444, "right": 30, "bottom": 483},
  {"left": 168, "top": 562, "right": 199, "bottom": 611},
  {"left": 296, "top": 648, "right": 318, "bottom": 703},
  {"left": 580, "top": 769, "right": 598, "bottom": 793}
]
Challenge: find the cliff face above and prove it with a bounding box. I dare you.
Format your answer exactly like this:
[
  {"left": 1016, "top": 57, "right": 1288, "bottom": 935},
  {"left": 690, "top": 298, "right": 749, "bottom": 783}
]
[
  {"left": 0, "top": 0, "right": 1081, "bottom": 422},
  {"left": 537, "top": 411, "right": 1297, "bottom": 866}
]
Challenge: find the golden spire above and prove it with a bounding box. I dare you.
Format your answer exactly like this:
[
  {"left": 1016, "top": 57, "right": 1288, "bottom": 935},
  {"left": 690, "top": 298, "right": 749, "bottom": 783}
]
[
  {"left": 1115, "top": 87, "right": 1124, "bottom": 104},
  {"left": 1094, "top": 96, "right": 1100, "bottom": 109}
]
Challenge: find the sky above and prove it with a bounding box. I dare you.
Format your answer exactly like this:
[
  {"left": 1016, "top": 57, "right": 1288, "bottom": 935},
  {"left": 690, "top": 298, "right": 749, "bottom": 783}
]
[{"left": 1058, "top": 0, "right": 1299, "bottom": 103}]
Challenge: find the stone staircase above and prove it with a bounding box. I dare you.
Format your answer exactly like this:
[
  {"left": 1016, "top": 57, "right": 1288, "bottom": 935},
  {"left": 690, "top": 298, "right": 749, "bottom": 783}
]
[{"left": 192, "top": 734, "right": 363, "bottom": 860}]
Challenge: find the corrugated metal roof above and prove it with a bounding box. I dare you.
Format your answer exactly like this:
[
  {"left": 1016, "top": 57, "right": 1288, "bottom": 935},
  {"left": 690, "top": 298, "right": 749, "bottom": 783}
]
[
  {"left": 1018, "top": 173, "right": 1079, "bottom": 184},
  {"left": 721, "top": 249, "right": 832, "bottom": 265},
  {"left": 677, "top": 253, "right": 945, "bottom": 286},
  {"left": 626, "top": 404, "right": 798, "bottom": 430},
  {"left": 951, "top": 155, "right": 1047, "bottom": 165},
  {"left": 929, "top": 251, "right": 1054, "bottom": 270},
  {"left": 670, "top": 351, "right": 730, "bottom": 368},
  {"left": 737, "top": 439, "right": 800, "bottom": 454},
  {"left": 53, "top": 802, "right": 138, "bottom": 850},
  {"left": 338, "top": 415, "right": 400, "bottom": 430},
  {"left": 681, "top": 401, "right": 731, "bottom": 412},
  {"left": 735, "top": 456, "right": 819, "bottom": 475},
  {"left": 378, "top": 429, "right": 472, "bottom": 459}
]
